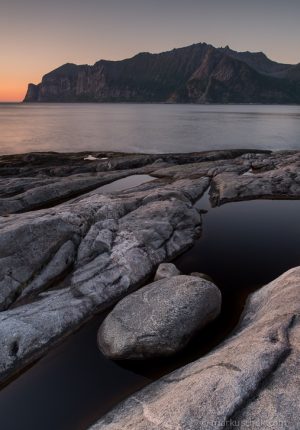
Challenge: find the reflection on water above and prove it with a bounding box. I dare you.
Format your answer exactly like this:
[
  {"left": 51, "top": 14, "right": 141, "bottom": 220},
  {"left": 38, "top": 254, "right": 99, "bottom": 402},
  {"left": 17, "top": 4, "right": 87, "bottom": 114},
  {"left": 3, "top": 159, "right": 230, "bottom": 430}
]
[
  {"left": 1, "top": 103, "right": 300, "bottom": 155},
  {"left": 0, "top": 197, "right": 300, "bottom": 430}
]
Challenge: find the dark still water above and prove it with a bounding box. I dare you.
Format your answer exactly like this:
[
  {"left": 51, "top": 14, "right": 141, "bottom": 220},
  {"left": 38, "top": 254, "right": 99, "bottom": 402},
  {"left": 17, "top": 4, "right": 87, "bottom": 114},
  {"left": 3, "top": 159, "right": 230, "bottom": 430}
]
[
  {"left": 1, "top": 195, "right": 300, "bottom": 430},
  {"left": 1, "top": 103, "right": 300, "bottom": 155},
  {"left": 177, "top": 193, "right": 300, "bottom": 289}
]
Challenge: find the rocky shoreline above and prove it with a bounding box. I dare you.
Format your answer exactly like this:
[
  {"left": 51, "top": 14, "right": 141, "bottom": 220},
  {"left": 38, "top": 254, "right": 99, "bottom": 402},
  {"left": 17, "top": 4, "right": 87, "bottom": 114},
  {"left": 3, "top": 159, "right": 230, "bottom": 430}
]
[
  {"left": 91, "top": 266, "right": 300, "bottom": 429},
  {"left": 0, "top": 149, "right": 300, "bottom": 428}
]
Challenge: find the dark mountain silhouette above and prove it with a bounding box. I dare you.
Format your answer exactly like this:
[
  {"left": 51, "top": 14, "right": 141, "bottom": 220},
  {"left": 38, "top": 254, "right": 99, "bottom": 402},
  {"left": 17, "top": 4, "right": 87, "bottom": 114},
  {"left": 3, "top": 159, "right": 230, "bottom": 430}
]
[{"left": 24, "top": 42, "right": 300, "bottom": 103}]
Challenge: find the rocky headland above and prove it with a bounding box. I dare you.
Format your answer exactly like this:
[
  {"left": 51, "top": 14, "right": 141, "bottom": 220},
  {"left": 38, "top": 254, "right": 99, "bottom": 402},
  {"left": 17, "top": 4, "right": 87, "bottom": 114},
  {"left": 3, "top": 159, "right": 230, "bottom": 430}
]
[
  {"left": 23, "top": 42, "right": 300, "bottom": 103},
  {"left": 0, "top": 148, "right": 300, "bottom": 429}
]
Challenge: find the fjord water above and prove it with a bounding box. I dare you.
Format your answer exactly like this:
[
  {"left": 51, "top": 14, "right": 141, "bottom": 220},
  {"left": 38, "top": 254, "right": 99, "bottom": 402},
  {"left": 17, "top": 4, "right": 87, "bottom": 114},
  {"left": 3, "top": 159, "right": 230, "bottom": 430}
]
[{"left": 1, "top": 103, "right": 300, "bottom": 155}]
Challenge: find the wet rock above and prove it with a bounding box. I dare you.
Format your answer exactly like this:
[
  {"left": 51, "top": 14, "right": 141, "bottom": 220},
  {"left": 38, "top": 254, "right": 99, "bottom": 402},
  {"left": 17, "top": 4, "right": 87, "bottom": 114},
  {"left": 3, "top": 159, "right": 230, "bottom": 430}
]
[
  {"left": 89, "top": 266, "right": 300, "bottom": 430},
  {"left": 154, "top": 263, "right": 181, "bottom": 281},
  {"left": 97, "top": 275, "right": 221, "bottom": 359}
]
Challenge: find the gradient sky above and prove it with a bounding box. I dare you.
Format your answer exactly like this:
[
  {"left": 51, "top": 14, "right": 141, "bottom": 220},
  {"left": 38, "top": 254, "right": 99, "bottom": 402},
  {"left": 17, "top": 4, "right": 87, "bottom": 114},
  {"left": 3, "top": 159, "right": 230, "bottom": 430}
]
[{"left": 1, "top": 0, "right": 300, "bottom": 102}]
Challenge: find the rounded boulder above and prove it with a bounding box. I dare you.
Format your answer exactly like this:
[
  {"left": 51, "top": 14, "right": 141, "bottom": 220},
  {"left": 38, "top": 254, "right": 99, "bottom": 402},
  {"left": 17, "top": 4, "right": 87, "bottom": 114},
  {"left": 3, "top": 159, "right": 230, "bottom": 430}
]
[{"left": 97, "top": 275, "right": 221, "bottom": 359}]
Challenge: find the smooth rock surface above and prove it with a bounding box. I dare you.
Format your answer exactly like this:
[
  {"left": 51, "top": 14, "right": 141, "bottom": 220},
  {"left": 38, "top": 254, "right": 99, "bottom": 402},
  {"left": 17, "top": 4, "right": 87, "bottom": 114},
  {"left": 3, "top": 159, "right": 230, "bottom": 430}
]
[
  {"left": 98, "top": 275, "right": 221, "bottom": 359},
  {"left": 154, "top": 263, "right": 181, "bottom": 281},
  {"left": 90, "top": 266, "right": 300, "bottom": 430}
]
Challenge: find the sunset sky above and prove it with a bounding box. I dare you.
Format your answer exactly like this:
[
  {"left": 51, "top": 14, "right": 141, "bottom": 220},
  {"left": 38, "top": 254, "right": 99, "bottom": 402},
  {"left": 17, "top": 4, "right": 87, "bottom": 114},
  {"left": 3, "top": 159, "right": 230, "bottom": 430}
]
[{"left": 1, "top": 0, "right": 300, "bottom": 102}]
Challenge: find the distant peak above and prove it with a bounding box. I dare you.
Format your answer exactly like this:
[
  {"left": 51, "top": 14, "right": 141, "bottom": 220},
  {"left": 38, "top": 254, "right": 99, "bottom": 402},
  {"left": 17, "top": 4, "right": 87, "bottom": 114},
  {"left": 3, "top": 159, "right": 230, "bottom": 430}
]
[{"left": 23, "top": 41, "right": 299, "bottom": 103}]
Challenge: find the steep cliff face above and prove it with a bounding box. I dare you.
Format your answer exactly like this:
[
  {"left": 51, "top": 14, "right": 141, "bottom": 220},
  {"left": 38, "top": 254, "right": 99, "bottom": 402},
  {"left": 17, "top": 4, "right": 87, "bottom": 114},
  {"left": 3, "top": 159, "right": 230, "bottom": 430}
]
[{"left": 23, "top": 42, "right": 300, "bottom": 103}]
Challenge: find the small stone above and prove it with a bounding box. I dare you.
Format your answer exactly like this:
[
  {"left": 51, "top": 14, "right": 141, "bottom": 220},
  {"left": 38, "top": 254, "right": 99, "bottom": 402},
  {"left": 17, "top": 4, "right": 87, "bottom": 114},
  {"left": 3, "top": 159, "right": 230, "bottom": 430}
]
[{"left": 154, "top": 263, "right": 181, "bottom": 281}]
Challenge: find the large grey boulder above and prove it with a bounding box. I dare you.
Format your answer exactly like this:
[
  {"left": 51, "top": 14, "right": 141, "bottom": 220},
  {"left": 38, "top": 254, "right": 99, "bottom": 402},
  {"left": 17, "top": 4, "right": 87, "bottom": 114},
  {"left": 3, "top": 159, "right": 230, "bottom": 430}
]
[
  {"left": 97, "top": 275, "right": 221, "bottom": 359},
  {"left": 89, "top": 267, "right": 300, "bottom": 430}
]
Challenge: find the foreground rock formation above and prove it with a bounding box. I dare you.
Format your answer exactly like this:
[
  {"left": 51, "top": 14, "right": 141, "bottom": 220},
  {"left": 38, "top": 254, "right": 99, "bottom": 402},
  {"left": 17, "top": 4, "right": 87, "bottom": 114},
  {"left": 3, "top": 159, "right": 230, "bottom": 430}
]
[
  {"left": 24, "top": 42, "right": 300, "bottom": 104},
  {"left": 98, "top": 275, "right": 221, "bottom": 359},
  {"left": 90, "top": 266, "right": 300, "bottom": 430},
  {"left": 0, "top": 147, "right": 299, "bottom": 396}
]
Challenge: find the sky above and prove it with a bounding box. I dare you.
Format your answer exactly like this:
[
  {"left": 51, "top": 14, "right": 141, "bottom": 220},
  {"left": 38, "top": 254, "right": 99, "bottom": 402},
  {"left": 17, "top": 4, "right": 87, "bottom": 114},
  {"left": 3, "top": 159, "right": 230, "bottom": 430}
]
[{"left": 1, "top": 0, "right": 300, "bottom": 102}]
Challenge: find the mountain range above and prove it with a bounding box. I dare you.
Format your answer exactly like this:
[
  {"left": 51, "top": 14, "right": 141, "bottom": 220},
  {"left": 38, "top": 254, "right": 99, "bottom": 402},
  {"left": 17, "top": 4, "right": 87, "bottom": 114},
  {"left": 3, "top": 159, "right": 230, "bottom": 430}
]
[{"left": 24, "top": 42, "right": 300, "bottom": 103}]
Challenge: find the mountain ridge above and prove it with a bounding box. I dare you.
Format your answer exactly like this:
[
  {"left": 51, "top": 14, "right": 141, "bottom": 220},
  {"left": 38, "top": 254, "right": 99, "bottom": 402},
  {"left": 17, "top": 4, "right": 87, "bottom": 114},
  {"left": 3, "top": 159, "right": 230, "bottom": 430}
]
[{"left": 24, "top": 42, "right": 300, "bottom": 103}]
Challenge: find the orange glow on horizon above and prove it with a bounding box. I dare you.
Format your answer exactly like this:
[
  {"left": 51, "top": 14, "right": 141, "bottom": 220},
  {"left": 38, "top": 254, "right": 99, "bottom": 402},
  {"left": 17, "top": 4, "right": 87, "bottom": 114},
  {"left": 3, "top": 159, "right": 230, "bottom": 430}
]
[
  {"left": 0, "top": 72, "right": 34, "bottom": 102},
  {"left": 0, "top": 85, "right": 26, "bottom": 102},
  {"left": 0, "top": 65, "right": 47, "bottom": 102},
  {"left": 0, "top": 68, "right": 44, "bottom": 102}
]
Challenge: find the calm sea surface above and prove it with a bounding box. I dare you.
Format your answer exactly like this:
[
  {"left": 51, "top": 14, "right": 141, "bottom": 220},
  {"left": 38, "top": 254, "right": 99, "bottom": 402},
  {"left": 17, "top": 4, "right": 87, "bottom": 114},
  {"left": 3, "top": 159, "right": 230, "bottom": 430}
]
[{"left": 1, "top": 103, "right": 300, "bottom": 155}]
